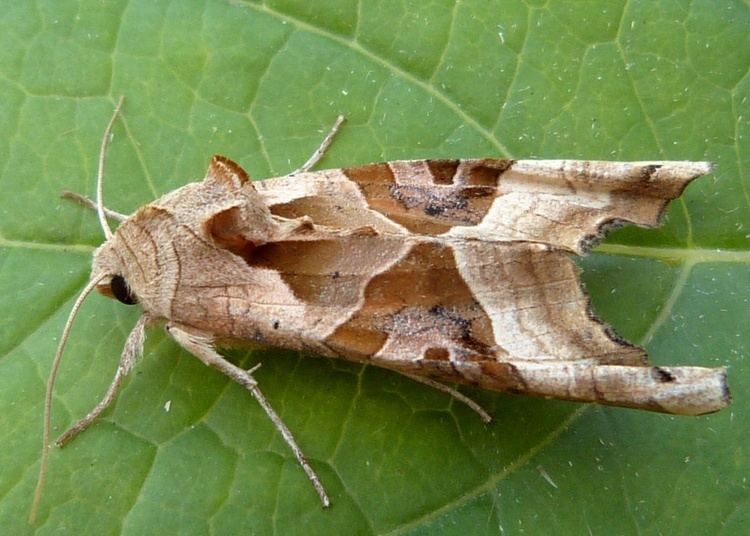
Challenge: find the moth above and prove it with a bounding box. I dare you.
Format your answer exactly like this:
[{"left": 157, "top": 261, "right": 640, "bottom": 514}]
[{"left": 31, "top": 98, "right": 730, "bottom": 518}]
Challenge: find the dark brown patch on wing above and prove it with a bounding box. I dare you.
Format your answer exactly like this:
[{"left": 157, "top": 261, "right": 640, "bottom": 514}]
[
  {"left": 639, "top": 164, "right": 661, "bottom": 182},
  {"left": 463, "top": 159, "right": 513, "bottom": 186},
  {"left": 326, "top": 241, "right": 498, "bottom": 361},
  {"left": 344, "top": 163, "right": 449, "bottom": 234},
  {"left": 343, "top": 161, "right": 509, "bottom": 235},
  {"left": 343, "top": 162, "right": 396, "bottom": 185},
  {"left": 204, "top": 207, "right": 257, "bottom": 261},
  {"left": 251, "top": 238, "right": 375, "bottom": 308},
  {"left": 328, "top": 322, "right": 389, "bottom": 357},
  {"left": 427, "top": 160, "right": 460, "bottom": 184},
  {"left": 425, "top": 347, "right": 450, "bottom": 360},
  {"left": 386, "top": 183, "right": 498, "bottom": 232},
  {"left": 342, "top": 163, "right": 448, "bottom": 233}
]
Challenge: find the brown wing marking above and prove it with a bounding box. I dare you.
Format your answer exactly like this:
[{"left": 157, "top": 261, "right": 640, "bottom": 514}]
[
  {"left": 342, "top": 159, "right": 514, "bottom": 234},
  {"left": 326, "top": 241, "right": 502, "bottom": 362},
  {"left": 426, "top": 160, "right": 460, "bottom": 184},
  {"left": 246, "top": 234, "right": 405, "bottom": 354},
  {"left": 250, "top": 235, "right": 402, "bottom": 308},
  {"left": 355, "top": 240, "right": 648, "bottom": 389}
]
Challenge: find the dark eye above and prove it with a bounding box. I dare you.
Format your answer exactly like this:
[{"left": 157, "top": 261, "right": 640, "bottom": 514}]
[{"left": 111, "top": 274, "right": 138, "bottom": 305}]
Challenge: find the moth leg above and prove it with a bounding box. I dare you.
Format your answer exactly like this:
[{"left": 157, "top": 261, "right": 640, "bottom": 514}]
[
  {"left": 56, "top": 314, "right": 148, "bottom": 446},
  {"left": 289, "top": 115, "right": 346, "bottom": 175},
  {"left": 166, "top": 323, "right": 331, "bottom": 508},
  {"left": 401, "top": 373, "right": 493, "bottom": 424},
  {"left": 61, "top": 190, "right": 128, "bottom": 222}
]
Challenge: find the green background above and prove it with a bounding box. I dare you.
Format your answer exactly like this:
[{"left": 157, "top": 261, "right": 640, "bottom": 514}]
[{"left": 0, "top": 0, "right": 747, "bottom": 534}]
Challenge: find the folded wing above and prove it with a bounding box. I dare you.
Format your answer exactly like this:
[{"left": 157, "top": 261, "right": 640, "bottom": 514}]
[
  {"left": 251, "top": 159, "right": 728, "bottom": 415},
  {"left": 258, "top": 159, "right": 710, "bottom": 253}
]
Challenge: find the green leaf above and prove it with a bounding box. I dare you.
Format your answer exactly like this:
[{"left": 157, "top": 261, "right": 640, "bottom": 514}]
[{"left": 1, "top": 0, "right": 747, "bottom": 533}]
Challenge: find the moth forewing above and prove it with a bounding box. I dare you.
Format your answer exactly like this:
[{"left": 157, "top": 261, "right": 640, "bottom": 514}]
[{"left": 34, "top": 101, "right": 730, "bottom": 521}]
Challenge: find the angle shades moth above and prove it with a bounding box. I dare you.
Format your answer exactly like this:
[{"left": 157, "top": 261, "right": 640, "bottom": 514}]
[{"left": 31, "top": 98, "right": 730, "bottom": 518}]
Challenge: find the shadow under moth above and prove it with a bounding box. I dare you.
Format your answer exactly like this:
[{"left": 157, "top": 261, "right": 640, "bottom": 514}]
[{"left": 31, "top": 98, "right": 731, "bottom": 519}]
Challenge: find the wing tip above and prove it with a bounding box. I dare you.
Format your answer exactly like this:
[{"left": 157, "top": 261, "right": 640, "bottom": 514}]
[
  {"left": 574, "top": 160, "right": 713, "bottom": 254},
  {"left": 663, "top": 160, "right": 713, "bottom": 176},
  {"left": 650, "top": 160, "right": 713, "bottom": 191},
  {"left": 651, "top": 365, "right": 731, "bottom": 416}
]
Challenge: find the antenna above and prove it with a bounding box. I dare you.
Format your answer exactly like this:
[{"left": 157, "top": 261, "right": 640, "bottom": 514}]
[
  {"left": 28, "top": 275, "right": 107, "bottom": 523},
  {"left": 96, "top": 96, "right": 125, "bottom": 240}
]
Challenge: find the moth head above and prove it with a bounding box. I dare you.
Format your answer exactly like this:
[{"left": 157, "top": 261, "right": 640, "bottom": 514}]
[{"left": 89, "top": 206, "right": 170, "bottom": 308}]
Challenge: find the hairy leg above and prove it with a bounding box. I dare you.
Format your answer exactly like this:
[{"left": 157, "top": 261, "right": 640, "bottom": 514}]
[
  {"left": 61, "top": 190, "right": 128, "bottom": 222},
  {"left": 167, "top": 323, "right": 331, "bottom": 508},
  {"left": 56, "top": 314, "right": 148, "bottom": 446}
]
